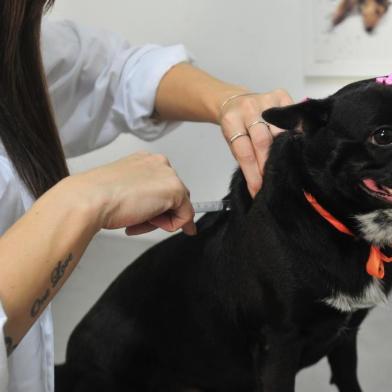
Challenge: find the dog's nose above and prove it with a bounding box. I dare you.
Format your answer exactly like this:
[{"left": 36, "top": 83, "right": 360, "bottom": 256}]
[{"left": 366, "top": 26, "right": 374, "bottom": 33}]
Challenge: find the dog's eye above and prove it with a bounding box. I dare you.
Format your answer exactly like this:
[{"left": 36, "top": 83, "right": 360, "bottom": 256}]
[{"left": 370, "top": 128, "right": 392, "bottom": 146}]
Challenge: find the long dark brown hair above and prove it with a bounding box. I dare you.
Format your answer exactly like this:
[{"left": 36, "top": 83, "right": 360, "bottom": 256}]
[{"left": 0, "top": 0, "right": 69, "bottom": 200}]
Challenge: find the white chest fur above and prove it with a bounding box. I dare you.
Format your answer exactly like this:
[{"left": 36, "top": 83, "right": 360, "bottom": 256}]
[
  {"left": 324, "top": 277, "right": 388, "bottom": 313},
  {"left": 355, "top": 209, "right": 392, "bottom": 246},
  {"left": 323, "top": 209, "right": 392, "bottom": 313}
]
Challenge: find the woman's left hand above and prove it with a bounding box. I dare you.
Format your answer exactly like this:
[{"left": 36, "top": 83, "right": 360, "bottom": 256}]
[
  {"left": 154, "top": 63, "right": 293, "bottom": 197},
  {"left": 220, "top": 89, "right": 293, "bottom": 198}
]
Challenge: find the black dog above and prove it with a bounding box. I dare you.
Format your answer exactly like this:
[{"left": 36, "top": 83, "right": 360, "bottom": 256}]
[{"left": 56, "top": 78, "right": 392, "bottom": 392}]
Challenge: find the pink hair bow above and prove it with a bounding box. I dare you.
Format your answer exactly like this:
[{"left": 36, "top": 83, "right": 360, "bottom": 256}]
[{"left": 376, "top": 74, "right": 392, "bottom": 85}]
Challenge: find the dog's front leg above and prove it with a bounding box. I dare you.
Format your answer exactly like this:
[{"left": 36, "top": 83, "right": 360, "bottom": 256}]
[
  {"left": 258, "top": 331, "right": 302, "bottom": 392},
  {"left": 328, "top": 331, "right": 362, "bottom": 392},
  {"left": 327, "top": 310, "right": 368, "bottom": 392}
]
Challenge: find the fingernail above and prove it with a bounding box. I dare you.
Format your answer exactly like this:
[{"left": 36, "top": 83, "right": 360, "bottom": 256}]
[{"left": 184, "top": 223, "right": 198, "bottom": 237}]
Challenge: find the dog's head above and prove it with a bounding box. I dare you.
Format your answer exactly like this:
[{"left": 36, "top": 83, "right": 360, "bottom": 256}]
[{"left": 263, "top": 78, "right": 392, "bottom": 237}]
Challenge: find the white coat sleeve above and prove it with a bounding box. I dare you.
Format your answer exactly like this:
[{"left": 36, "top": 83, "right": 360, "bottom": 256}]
[
  {"left": 41, "top": 19, "right": 193, "bottom": 158},
  {"left": 0, "top": 301, "right": 8, "bottom": 392},
  {"left": 0, "top": 157, "right": 26, "bottom": 392}
]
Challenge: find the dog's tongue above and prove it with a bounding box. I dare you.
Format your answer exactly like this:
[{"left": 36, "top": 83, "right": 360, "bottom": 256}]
[
  {"left": 363, "top": 178, "right": 383, "bottom": 193},
  {"left": 363, "top": 178, "right": 392, "bottom": 196}
]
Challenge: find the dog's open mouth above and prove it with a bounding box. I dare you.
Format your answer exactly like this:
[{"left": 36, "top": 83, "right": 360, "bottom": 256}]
[{"left": 361, "top": 178, "right": 392, "bottom": 203}]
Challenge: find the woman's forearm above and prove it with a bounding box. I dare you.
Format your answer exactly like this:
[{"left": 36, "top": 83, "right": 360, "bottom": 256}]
[
  {"left": 0, "top": 177, "right": 99, "bottom": 354},
  {"left": 154, "top": 63, "right": 249, "bottom": 124},
  {"left": 0, "top": 152, "right": 196, "bottom": 356}
]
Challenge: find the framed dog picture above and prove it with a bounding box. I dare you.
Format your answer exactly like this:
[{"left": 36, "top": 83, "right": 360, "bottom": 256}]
[{"left": 303, "top": 0, "right": 392, "bottom": 77}]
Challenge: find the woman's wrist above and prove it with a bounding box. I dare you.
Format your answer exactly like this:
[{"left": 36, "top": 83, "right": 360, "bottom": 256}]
[
  {"left": 208, "top": 86, "right": 252, "bottom": 125},
  {"left": 43, "top": 175, "right": 104, "bottom": 235},
  {"left": 154, "top": 63, "right": 250, "bottom": 125}
]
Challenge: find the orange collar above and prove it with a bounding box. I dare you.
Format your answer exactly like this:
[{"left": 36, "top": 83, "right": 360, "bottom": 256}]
[{"left": 304, "top": 192, "right": 392, "bottom": 279}]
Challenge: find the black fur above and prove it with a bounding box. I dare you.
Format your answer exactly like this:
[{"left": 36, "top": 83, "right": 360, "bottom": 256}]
[{"left": 56, "top": 78, "right": 392, "bottom": 392}]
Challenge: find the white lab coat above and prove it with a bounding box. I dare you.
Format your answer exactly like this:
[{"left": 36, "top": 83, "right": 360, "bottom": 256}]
[{"left": 0, "top": 19, "right": 190, "bottom": 392}]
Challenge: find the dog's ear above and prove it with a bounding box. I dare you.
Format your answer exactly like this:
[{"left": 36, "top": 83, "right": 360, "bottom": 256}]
[{"left": 262, "top": 99, "right": 331, "bottom": 133}]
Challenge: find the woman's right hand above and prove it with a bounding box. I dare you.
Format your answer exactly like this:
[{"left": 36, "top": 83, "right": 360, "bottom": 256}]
[
  {"left": 0, "top": 151, "right": 195, "bottom": 349},
  {"left": 66, "top": 151, "right": 196, "bottom": 236}
]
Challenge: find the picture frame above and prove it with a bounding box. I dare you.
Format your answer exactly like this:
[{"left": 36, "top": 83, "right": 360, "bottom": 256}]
[{"left": 303, "top": 0, "right": 392, "bottom": 77}]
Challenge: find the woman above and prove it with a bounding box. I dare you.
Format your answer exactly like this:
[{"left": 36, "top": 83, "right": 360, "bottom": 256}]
[{"left": 0, "top": 0, "right": 293, "bottom": 391}]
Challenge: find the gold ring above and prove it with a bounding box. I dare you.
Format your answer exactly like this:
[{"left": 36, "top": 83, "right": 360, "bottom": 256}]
[
  {"left": 247, "top": 120, "right": 273, "bottom": 141},
  {"left": 229, "top": 132, "right": 248, "bottom": 144},
  {"left": 247, "top": 119, "right": 270, "bottom": 131}
]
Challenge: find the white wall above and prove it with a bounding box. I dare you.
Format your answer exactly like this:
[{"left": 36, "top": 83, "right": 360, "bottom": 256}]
[
  {"left": 48, "top": 0, "right": 361, "bottom": 238},
  {"left": 47, "top": 0, "right": 315, "bottom": 205}
]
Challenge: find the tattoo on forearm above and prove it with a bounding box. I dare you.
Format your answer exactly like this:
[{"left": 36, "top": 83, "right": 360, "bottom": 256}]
[
  {"left": 5, "top": 336, "right": 17, "bottom": 356},
  {"left": 51, "top": 253, "right": 74, "bottom": 288},
  {"left": 30, "top": 288, "right": 50, "bottom": 318},
  {"left": 30, "top": 253, "right": 74, "bottom": 318}
]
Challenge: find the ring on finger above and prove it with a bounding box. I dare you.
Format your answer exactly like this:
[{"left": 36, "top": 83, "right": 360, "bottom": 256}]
[
  {"left": 247, "top": 120, "right": 274, "bottom": 142},
  {"left": 229, "top": 131, "right": 249, "bottom": 144},
  {"left": 246, "top": 119, "right": 270, "bottom": 131}
]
